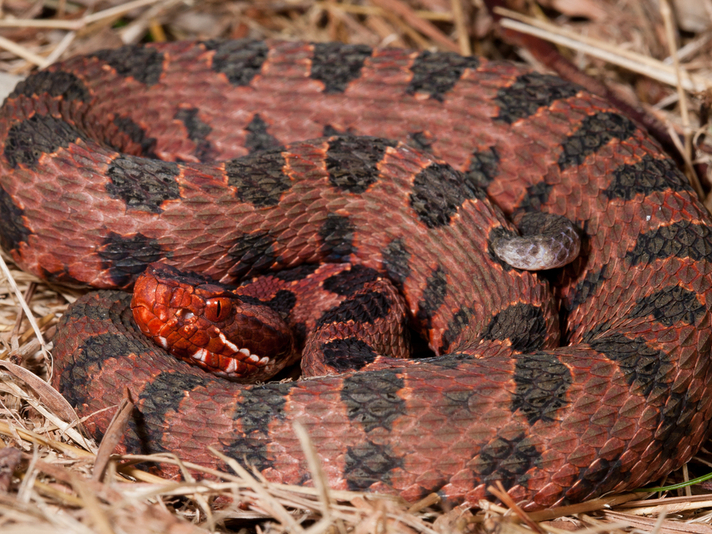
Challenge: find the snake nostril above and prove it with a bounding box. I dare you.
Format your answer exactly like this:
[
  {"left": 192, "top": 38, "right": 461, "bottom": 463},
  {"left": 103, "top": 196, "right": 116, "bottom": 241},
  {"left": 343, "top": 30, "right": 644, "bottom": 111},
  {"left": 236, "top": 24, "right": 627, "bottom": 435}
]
[{"left": 177, "top": 308, "right": 195, "bottom": 321}]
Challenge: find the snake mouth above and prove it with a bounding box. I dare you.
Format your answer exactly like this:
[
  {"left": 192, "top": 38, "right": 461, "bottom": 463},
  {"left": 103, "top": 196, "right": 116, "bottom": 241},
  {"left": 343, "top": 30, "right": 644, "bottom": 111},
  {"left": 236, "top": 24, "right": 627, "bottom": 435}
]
[
  {"left": 188, "top": 346, "right": 270, "bottom": 376},
  {"left": 131, "top": 262, "right": 295, "bottom": 381},
  {"left": 189, "top": 345, "right": 270, "bottom": 376}
]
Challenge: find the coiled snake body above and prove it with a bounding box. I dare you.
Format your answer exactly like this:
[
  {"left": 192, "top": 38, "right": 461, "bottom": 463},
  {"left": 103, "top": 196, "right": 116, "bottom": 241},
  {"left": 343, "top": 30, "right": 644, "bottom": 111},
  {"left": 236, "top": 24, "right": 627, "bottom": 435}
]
[{"left": 1, "top": 40, "right": 712, "bottom": 510}]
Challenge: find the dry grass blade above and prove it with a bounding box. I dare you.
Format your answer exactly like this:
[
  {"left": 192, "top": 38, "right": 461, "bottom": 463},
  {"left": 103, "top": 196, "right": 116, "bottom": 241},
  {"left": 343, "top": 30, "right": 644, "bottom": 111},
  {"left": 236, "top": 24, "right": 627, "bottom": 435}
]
[
  {"left": 44, "top": 31, "right": 77, "bottom": 65},
  {"left": 618, "top": 493, "right": 712, "bottom": 514},
  {"left": 293, "top": 422, "right": 332, "bottom": 517},
  {"left": 450, "top": 0, "right": 470, "bottom": 56},
  {"left": 0, "top": 254, "right": 48, "bottom": 360},
  {"left": 0, "top": 447, "right": 21, "bottom": 492},
  {"left": 209, "top": 446, "right": 306, "bottom": 533},
  {"left": 370, "top": 0, "right": 460, "bottom": 52},
  {"left": 82, "top": 0, "right": 165, "bottom": 25},
  {"left": 406, "top": 493, "right": 440, "bottom": 514},
  {"left": 118, "top": 0, "right": 185, "bottom": 44},
  {"left": 658, "top": 0, "right": 704, "bottom": 202},
  {"left": 0, "top": 0, "right": 165, "bottom": 48},
  {"left": 495, "top": 7, "right": 712, "bottom": 92},
  {"left": 488, "top": 481, "right": 545, "bottom": 534},
  {"left": 71, "top": 474, "right": 116, "bottom": 534},
  {"left": 0, "top": 34, "right": 48, "bottom": 66},
  {"left": 92, "top": 392, "right": 134, "bottom": 481},
  {"left": 0, "top": 372, "right": 91, "bottom": 451},
  {"left": 0, "top": 492, "right": 94, "bottom": 532},
  {"left": 313, "top": 2, "right": 454, "bottom": 21},
  {"left": 524, "top": 493, "right": 644, "bottom": 522},
  {"left": 0, "top": 360, "right": 79, "bottom": 424},
  {"left": 0, "top": 418, "right": 94, "bottom": 459},
  {"left": 0, "top": 19, "right": 84, "bottom": 29},
  {"left": 599, "top": 510, "right": 709, "bottom": 534}
]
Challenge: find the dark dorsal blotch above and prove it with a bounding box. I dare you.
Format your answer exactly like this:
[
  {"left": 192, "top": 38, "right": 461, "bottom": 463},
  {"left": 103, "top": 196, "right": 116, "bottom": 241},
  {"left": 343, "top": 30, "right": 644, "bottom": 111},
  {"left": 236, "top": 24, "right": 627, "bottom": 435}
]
[
  {"left": 90, "top": 45, "right": 165, "bottom": 86},
  {"left": 410, "top": 163, "right": 486, "bottom": 228},
  {"left": 626, "top": 221, "right": 712, "bottom": 266},
  {"left": 495, "top": 73, "right": 580, "bottom": 125},
  {"left": 558, "top": 112, "right": 638, "bottom": 170},
  {"left": 326, "top": 137, "right": 396, "bottom": 193},
  {"left": 4, "top": 115, "right": 88, "bottom": 168},
  {"left": 407, "top": 51, "right": 480, "bottom": 101},
  {"left": 203, "top": 39, "right": 269, "bottom": 86},
  {"left": 111, "top": 116, "right": 158, "bottom": 158},
  {"left": 310, "top": 42, "right": 372, "bottom": 93},
  {"left": 106, "top": 156, "right": 180, "bottom": 213},
  {"left": 604, "top": 155, "right": 693, "bottom": 200},
  {"left": 97, "top": 232, "right": 165, "bottom": 287},
  {"left": 510, "top": 352, "right": 572, "bottom": 424},
  {"left": 482, "top": 303, "right": 548, "bottom": 353},
  {"left": 225, "top": 149, "right": 291, "bottom": 207},
  {"left": 466, "top": 146, "right": 500, "bottom": 189},
  {"left": 245, "top": 113, "right": 282, "bottom": 153},
  {"left": 10, "top": 70, "right": 90, "bottom": 102},
  {"left": 174, "top": 107, "right": 216, "bottom": 162}
]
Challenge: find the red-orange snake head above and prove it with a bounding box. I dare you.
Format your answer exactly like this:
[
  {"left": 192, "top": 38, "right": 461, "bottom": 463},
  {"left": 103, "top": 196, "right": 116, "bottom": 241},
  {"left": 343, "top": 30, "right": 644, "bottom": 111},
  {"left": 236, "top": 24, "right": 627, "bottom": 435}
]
[{"left": 131, "top": 262, "right": 295, "bottom": 382}]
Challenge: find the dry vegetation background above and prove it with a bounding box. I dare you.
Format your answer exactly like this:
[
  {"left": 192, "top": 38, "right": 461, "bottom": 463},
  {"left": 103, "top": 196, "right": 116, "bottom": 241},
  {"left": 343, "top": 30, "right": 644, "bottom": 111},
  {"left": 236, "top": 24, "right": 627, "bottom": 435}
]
[{"left": 1, "top": 0, "right": 712, "bottom": 533}]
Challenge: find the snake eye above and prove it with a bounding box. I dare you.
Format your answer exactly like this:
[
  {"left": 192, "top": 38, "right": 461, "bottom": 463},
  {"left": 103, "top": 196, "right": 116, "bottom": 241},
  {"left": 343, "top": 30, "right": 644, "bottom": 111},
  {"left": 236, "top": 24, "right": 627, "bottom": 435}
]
[{"left": 205, "top": 297, "right": 232, "bottom": 322}]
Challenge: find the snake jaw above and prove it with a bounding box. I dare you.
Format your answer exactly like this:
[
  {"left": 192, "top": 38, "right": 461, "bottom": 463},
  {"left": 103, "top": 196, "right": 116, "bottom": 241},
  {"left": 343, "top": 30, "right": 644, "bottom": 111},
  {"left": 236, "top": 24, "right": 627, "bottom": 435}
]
[
  {"left": 215, "top": 331, "right": 271, "bottom": 367},
  {"left": 131, "top": 262, "right": 295, "bottom": 381}
]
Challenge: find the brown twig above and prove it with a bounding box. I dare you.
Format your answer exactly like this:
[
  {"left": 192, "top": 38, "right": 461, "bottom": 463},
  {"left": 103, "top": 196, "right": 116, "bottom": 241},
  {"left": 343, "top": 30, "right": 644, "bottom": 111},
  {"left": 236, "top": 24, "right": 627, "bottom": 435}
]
[
  {"left": 370, "top": 0, "right": 461, "bottom": 52},
  {"left": 487, "top": 481, "right": 545, "bottom": 534},
  {"left": 92, "top": 391, "right": 134, "bottom": 481}
]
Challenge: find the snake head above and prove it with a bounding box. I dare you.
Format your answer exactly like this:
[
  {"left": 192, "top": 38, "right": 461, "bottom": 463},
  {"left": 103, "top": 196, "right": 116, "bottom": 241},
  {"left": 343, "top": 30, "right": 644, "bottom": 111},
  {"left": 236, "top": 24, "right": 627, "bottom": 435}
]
[{"left": 131, "top": 262, "right": 296, "bottom": 382}]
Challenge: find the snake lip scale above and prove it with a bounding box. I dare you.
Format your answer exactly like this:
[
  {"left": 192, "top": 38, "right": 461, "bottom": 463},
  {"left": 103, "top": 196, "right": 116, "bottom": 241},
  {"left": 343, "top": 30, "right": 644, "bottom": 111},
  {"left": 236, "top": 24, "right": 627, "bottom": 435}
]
[{"left": 1, "top": 39, "right": 712, "bottom": 511}]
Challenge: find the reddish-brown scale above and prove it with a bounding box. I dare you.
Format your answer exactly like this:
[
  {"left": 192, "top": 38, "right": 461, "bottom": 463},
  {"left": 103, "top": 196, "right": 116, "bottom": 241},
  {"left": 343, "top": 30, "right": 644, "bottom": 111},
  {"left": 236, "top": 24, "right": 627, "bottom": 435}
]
[{"left": 0, "top": 40, "right": 711, "bottom": 510}]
